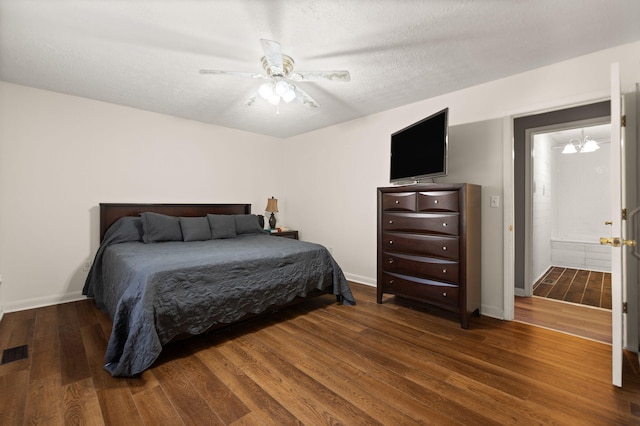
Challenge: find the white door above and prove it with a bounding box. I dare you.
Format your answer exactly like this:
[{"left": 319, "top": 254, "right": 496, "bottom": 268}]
[{"left": 607, "top": 62, "right": 624, "bottom": 387}]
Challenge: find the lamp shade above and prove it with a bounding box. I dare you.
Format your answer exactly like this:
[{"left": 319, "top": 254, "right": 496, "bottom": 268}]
[
  {"left": 265, "top": 197, "right": 278, "bottom": 213},
  {"left": 582, "top": 138, "right": 599, "bottom": 152},
  {"left": 561, "top": 143, "right": 577, "bottom": 154}
]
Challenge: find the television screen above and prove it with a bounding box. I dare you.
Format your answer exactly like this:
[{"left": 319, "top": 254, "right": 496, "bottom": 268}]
[{"left": 390, "top": 108, "right": 448, "bottom": 183}]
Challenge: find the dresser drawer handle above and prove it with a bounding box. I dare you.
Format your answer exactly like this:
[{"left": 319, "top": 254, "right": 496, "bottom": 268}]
[
  {"left": 442, "top": 223, "right": 447, "bottom": 227},
  {"left": 442, "top": 292, "right": 447, "bottom": 297},
  {"left": 395, "top": 200, "right": 400, "bottom": 204},
  {"left": 389, "top": 279, "right": 394, "bottom": 284},
  {"left": 388, "top": 258, "right": 394, "bottom": 264},
  {"left": 389, "top": 240, "right": 393, "bottom": 245},
  {"left": 442, "top": 268, "right": 447, "bottom": 274},
  {"left": 442, "top": 246, "right": 447, "bottom": 251},
  {"left": 389, "top": 220, "right": 394, "bottom": 224},
  {"left": 434, "top": 200, "right": 439, "bottom": 204}
]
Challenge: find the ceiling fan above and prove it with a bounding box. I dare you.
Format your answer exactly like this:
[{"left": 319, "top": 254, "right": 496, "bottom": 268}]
[{"left": 200, "top": 39, "right": 350, "bottom": 108}]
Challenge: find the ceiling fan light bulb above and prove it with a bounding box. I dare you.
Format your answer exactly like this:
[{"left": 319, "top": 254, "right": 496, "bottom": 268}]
[
  {"left": 282, "top": 89, "right": 296, "bottom": 103},
  {"left": 274, "top": 80, "right": 289, "bottom": 96},
  {"left": 267, "top": 94, "right": 281, "bottom": 105},
  {"left": 258, "top": 83, "right": 274, "bottom": 99}
]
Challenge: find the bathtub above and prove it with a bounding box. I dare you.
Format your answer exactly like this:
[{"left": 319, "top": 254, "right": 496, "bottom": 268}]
[{"left": 550, "top": 236, "right": 611, "bottom": 272}]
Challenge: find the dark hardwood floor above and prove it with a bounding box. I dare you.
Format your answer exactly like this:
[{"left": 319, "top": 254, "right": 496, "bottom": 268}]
[
  {"left": 533, "top": 266, "right": 612, "bottom": 309},
  {"left": 1, "top": 283, "right": 640, "bottom": 425},
  {"left": 514, "top": 295, "right": 611, "bottom": 344}
]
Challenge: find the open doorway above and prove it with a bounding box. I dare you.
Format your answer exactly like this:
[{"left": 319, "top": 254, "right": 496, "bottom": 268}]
[
  {"left": 529, "top": 123, "right": 612, "bottom": 296},
  {"left": 515, "top": 121, "right": 613, "bottom": 343},
  {"left": 512, "top": 101, "right": 612, "bottom": 342}
]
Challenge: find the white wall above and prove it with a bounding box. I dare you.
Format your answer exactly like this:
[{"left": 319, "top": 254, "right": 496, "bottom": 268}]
[
  {"left": 0, "top": 82, "right": 280, "bottom": 311},
  {"left": 532, "top": 133, "right": 554, "bottom": 282},
  {"left": 553, "top": 142, "right": 610, "bottom": 241},
  {"left": 1, "top": 40, "right": 639, "bottom": 319},
  {"left": 550, "top": 137, "right": 611, "bottom": 272}
]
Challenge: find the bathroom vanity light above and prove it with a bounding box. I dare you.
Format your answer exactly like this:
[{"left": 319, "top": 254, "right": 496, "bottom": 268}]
[{"left": 561, "top": 129, "right": 600, "bottom": 154}]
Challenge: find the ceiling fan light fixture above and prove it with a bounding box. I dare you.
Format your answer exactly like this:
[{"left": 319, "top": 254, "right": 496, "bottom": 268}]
[
  {"left": 274, "top": 80, "right": 289, "bottom": 96},
  {"left": 267, "top": 94, "right": 281, "bottom": 106},
  {"left": 282, "top": 86, "right": 296, "bottom": 103},
  {"left": 200, "top": 39, "right": 349, "bottom": 110},
  {"left": 258, "top": 82, "right": 274, "bottom": 99}
]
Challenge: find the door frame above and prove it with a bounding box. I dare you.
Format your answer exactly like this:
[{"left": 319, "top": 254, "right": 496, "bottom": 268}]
[
  {"left": 504, "top": 91, "right": 640, "bottom": 354},
  {"left": 512, "top": 101, "right": 611, "bottom": 297}
]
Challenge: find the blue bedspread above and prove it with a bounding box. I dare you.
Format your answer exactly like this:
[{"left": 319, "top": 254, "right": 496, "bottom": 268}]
[{"left": 83, "top": 218, "right": 354, "bottom": 377}]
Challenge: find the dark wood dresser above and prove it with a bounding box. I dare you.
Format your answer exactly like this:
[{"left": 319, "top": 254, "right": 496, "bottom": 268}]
[{"left": 377, "top": 183, "right": 481, "bottom": 329}]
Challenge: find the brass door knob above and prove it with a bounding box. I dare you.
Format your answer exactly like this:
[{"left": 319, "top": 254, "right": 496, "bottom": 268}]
[
  {"left": 601, "top": 237, "right": 637, "bottom": 247},
  {"left": 600, "top": 237, "right": 620, "bottom": 247}
]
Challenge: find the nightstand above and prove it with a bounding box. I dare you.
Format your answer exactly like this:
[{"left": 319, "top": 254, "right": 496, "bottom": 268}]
[{"left": 269, "top": 230, "right": 299, "bottom": 240}]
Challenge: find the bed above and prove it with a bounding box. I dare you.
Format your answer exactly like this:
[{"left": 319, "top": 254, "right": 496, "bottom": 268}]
[{"left": 83, "top": 203, "right": 355, "bottom": 377}]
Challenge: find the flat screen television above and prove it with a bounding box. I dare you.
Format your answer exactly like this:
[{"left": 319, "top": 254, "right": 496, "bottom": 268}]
[{"left": 390, "top": 107, "right": 448, "bottom": 184}]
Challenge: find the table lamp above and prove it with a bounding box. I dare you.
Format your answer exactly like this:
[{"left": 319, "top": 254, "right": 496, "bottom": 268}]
[{"left": 265, "top": 196, "right": 278, "bottom": 229}]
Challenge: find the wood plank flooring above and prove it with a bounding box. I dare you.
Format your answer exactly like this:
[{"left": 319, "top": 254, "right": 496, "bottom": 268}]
[
  {"left": 514, "top": 295, "right": 611, "bottom": 344},
  {"left": 533, "top": 266, "right": 612, "bottom": 309},
  {"left": 2, "top": 283, "right": 640, "bottom": 425}
]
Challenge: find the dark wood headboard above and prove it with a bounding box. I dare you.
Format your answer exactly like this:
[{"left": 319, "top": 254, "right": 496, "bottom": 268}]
[{"left": 99, "top": 203, "right": 251, "bottom": 241}]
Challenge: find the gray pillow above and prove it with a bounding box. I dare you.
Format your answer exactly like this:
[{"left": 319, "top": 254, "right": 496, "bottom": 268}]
[
  {"left": 179, "top": 216, "right": 212, "bottom": 241},
  {"left": 140, "top": 212, "right": 183, "bottom": 243},
  {"left": 234, "top": 214, "right": 264, "bottom": 234},
  {"left": 106, "top": 216, "right": 143, "bottom": 243},
  {"left": 207, "top": 214, "right": 237, "bottom": 239}
]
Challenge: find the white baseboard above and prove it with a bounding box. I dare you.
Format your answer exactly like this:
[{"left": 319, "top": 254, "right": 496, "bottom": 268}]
[
  {"left": 480, "top": 304, "right": 504, "bottom": 320},
  {"left": 514, "top": 287, "right": 527, "bottom": 297},
  {"left": 4, "top": 291, "right": 87, "bottom": 313},
  {"left": 344, "top": 273, "right": 376, "bottom": 287}
]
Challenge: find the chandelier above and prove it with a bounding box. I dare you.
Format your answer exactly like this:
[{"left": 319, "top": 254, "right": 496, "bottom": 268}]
[{"left": 561, "top": 129, "right": 600, "bottom": 154}]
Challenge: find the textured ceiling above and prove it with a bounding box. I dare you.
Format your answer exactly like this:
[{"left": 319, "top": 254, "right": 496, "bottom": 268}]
[{"left": 1, "top": 1, "right": 639, "bottom": 138}]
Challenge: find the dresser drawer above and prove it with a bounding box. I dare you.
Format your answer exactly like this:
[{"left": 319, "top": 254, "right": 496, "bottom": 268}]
[
  {"left": 381, "top": 272, "right": 459, "bottom": 308},
  {"left": 382, "top": 212, "right": 459, "bottom": 236},
  {"left": 382, "top": 232, "right": 459, "bottom": 260},
  {"left": 382, "top": 252, "right": 459, "bottom": 283},
  {"left": 417, "top": 191, "right": 459, "bottom": 212},
  {"left": 382, "top": 192, "right": 416, "bottom": 211}
]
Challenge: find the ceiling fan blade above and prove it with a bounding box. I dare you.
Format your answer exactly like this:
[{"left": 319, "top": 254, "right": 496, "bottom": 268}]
[
  {"left": 199, "top": 70, "right": 266, "bottom": 79},
  {"left": 293, "top": 86, "right": 319, "bottom": 108},
  {"left": 245, "top": 93, "right": 258, "bottom": 106},
  {"left": 260, "top": 39, "right": 284, "bottom": 75},
  {"left": 290, "top": 70, "right": 351, "bottom": 82}
]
